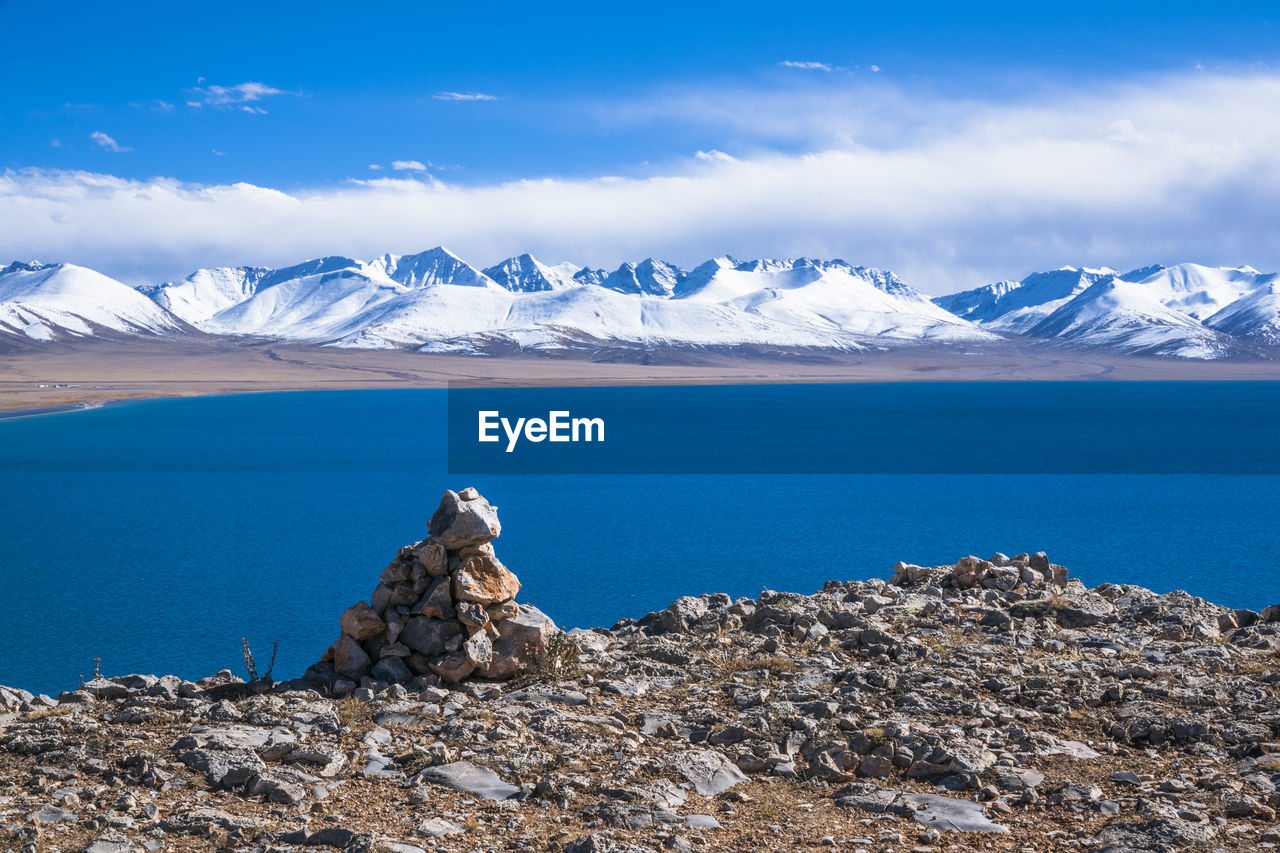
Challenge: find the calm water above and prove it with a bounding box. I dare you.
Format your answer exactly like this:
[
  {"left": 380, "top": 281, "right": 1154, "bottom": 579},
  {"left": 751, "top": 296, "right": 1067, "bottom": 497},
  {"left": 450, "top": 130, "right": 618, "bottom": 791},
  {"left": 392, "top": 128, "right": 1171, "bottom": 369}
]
[{"left": 1, "top": 385, "right": 1278, "bottom": 695}]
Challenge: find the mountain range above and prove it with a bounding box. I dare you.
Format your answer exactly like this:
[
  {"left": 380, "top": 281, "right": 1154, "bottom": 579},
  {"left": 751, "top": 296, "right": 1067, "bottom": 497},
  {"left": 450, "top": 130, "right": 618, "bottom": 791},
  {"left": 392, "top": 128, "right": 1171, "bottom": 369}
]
[{"left": 2, "top": 250, "right": 1279, "bottom": 360}]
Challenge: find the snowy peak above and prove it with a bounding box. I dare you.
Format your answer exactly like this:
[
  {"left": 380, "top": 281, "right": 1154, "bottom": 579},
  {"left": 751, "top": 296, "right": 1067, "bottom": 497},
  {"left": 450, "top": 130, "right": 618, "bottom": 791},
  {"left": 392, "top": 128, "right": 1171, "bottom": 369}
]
[
  {"left": 1028, "top": 277, "right": 1234, "bottom": 359},
  {"left": 139, "top": 266, "right": 272, "bottom": 325},
  {"left": 481, "top": 254, "right": 577, "bottom": 293},
  {"left": 600, "top": 259, "right": 686, "bottom": 296},
  {"left": 376, "top": 247, "right": 494, "bottom": 289},
  {"left": 933, "top": 267, "right": 1116, "bottom": 333},
  {"left": 0, "top": 261, "right": 185, "bottom": 341},
  {"left": 1121, "top": 263, "right": 1274, "bottom": 321}
]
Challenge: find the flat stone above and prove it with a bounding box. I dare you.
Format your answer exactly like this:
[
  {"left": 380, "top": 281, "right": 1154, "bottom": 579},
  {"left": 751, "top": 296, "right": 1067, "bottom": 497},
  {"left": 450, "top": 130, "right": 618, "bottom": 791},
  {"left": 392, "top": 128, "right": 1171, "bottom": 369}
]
[
  {"left": 412, "top": 760, "right": 519, "bottom": 800},
  {"left": 903, "top": 792, "right": 1009, "bottom": 833},
  {"left": 414, "top": 817, "right": 466, "bottom": 837},
  {"left": 158, "top": 808, "right": 263, "bottom": 836},
  {"left": 669, "top": 749, "right": 749, "bottom": 796},
  {"left": 1093, "top": 817, "right": 1216, "bottom": 852},
  {"left": 29, "top": 804, "right": 77, "bottom": 825},
  {"left": 84, "top": 830, "right": 140, "bottom": 853},
  {"left": 503, "top": 685, "right": 590, "bottom": 706}
]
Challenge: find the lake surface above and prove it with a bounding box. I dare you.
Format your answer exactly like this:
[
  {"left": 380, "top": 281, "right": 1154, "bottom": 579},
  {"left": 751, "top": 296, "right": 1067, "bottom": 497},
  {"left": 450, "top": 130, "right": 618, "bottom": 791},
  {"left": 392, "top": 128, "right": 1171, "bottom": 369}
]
[{"left": 1, "top": 384, "right": 1278, "bottom": 695}]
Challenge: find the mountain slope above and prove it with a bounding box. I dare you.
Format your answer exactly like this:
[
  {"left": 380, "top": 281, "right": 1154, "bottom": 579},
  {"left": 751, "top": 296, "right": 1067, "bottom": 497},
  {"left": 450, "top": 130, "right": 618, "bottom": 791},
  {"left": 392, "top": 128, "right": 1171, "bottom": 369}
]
[
  {"left": 0, "top": 262, "right": 186, "bottom": 341},
  {"left": 1205, "top": 281, "right": 1280, "bottom": 347},
  {"left": 1028, "top": 277, "right": 1236, "bottom": 358},
  {"left": 138, "top": 266, "right": 272, "bottom": 325},
  {"left": 933, "top": 267, "right": 1117, "bottom": 333},
  {"left": 1120, "top": 263, "right": 1274, "bottom": 321}
]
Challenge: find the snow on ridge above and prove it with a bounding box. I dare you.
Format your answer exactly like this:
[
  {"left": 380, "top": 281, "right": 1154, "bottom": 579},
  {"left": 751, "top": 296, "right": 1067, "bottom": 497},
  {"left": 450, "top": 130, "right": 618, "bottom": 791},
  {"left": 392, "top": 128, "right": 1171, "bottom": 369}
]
[{"left": 5, "top": 250, "right": 1280, "bottom": 360}]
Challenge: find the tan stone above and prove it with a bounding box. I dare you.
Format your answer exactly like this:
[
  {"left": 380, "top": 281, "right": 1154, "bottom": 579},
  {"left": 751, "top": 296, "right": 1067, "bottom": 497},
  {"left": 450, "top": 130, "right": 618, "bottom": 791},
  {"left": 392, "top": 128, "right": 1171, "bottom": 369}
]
[
  {"left": 340, "top": 602, "right": 386, "bottom": 641},
  {"left": 413, "top": 539, "right": 447, "bottom": 578},
  {"left": 453, "top": 554, "right": 521, "bottom": 604}
]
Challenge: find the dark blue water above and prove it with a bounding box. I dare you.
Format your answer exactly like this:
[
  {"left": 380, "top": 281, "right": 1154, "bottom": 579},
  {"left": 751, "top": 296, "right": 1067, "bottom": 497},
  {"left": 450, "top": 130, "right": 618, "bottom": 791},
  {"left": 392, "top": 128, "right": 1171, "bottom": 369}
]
[{"left": 1, "top": 385, "right": 1278, "bottom": 696}]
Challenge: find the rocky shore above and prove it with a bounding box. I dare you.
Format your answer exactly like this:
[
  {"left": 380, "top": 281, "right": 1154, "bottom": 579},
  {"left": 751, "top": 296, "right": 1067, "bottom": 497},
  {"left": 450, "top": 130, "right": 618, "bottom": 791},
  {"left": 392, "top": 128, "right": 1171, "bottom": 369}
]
[{"left": 2, "top": 491, "right": 1279, "bottom": 853}]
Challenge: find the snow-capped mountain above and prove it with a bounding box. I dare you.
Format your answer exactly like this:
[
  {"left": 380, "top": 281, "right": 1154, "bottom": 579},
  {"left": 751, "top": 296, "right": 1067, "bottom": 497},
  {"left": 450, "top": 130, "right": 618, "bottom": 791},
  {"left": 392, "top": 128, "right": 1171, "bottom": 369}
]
[
  {"left": 931, "top": 263, "right": 1280, "bottom": 358},
  {"left": 5, "top": 250, "right": 1280, "bottom": 360},
  {"left": 373, "top": 247, "right": 494, "bottom": 289},
  {"left": 168, "top": 251, "right": 989, "bottom": 351},
  {"left": 138, "top": 266, "right": 271, "bottom": 325},
  {"left": 0, "top": 261, "right": 186, "bottom": 341},
  {"left": 1027, "top": 277, "right": 1236, "bottom": 359},
  {"left": 1205, "top": 280, "right": 1280, "bottom": 347},
  {"left": 481, "top": 254, "right": 578, "bottom": 292},
  {"left": 600, "top": 259, "right": 685, "bottom": 296},
  {"left": 932, "top": 267, "right": 1117, "bottom": 333}
]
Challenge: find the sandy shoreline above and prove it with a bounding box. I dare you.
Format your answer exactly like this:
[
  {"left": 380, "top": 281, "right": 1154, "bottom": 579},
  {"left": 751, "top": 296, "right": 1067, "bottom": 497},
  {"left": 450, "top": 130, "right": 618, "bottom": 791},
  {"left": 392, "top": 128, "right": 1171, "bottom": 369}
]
[{"left": 3, "top": 337, "right": 1280, "bottom": 415}]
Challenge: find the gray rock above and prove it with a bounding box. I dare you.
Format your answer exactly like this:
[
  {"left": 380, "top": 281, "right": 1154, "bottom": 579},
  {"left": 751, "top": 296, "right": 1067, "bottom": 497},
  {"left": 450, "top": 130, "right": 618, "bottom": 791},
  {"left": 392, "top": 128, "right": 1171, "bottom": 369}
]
[
  {"left": 28, "top": 804, "right": 77, "bottom": 825},
  {"left": 401, "top": 616, "right": 461, "bottom": 657},
  {"left": 503, "top": 685, "right": 589, "bottom": 706},
  {"left": 412, "top": 760, "right": 519, "bottom": 800},
  {"left": 414, "top": 817, "right": 466, "bottom": 838},
  {"left": 174, "top": 748, "right": 266, "bottom": 789},
  {"left": 428, "top": 489, "right": 501, "bottom": 549},
  {"left": 83, "top": 830, "right": 140, "bottom": 853},
  {"left": 428, "top": 650, "right": 475, "bottom": 683},
  {"left": 1092, "top": 817, "right": 1216, "bottom": 852},
  {"left": 1056, "top": 593, "right": 1114, "bottom": 628},
  {"left": 669, "top": 749, "right": 749, "bottom": 796},
  {"left": 331, "top": 635, "right": 372, "bottom": 679},
  {"left": 370, "top": 657, "right": 413, "bottom": 685},
  {"left": 478, "top": 604, "right": 559, "bottom": 679},
  {"left": 157, "top": 808, "right": 263, "bottom": 835}
]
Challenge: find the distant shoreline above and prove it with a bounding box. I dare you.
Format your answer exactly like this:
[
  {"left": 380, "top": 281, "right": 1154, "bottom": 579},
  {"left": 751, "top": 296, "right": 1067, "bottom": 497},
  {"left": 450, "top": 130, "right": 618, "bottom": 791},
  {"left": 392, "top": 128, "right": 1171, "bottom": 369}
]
[{"left": 4, "top": 337, "right": 1280, "bottom": 415}]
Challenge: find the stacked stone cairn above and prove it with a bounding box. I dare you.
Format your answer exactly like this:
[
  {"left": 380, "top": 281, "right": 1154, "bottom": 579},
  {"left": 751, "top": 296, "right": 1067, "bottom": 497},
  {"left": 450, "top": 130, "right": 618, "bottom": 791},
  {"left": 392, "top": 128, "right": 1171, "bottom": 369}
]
[{"left": 307, "top": 488, "right": 556, "bottom": 691}]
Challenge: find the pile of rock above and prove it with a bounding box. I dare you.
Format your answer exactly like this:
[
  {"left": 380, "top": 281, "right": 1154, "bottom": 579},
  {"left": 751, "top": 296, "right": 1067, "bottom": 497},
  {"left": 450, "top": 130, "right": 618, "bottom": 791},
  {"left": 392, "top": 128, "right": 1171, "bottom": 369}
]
[
  {"left": 306, "top": 488, "right": 556, "bottom": 691},
  {"left": 889, "top": 550, "right": 1068, "bottom": 591}
]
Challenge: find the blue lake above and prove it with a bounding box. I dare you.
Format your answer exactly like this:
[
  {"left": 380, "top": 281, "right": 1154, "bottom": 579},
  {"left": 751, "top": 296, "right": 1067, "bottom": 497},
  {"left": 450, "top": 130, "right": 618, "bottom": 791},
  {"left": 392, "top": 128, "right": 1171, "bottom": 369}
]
[{"left": 1, "top": 384, "right": 1279, "bottom": 695}]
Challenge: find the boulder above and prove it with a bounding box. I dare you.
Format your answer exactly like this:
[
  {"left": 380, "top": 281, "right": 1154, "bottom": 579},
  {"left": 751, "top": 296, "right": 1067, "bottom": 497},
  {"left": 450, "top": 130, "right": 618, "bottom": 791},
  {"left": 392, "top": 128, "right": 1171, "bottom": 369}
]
[
  {"left": 479, "top": 604, "right": 559, "bottom": 679},
  {"left": 331, "top": 635, "right": 371, "bottom": 680},
  {"left": 453, "top": 554, "right": 521, "bottom": 604},
  {"left": 412, "top": 761, "right": 518, "bottom": 800},
  {"left": 428, "top": 489, "right": 501, "bottom": 549},
  {"left": 340, "top": 602, "right": 386, "bottom": 641},
  {"left": 400, "top": 616, "right": 461, "bottom": 657}
]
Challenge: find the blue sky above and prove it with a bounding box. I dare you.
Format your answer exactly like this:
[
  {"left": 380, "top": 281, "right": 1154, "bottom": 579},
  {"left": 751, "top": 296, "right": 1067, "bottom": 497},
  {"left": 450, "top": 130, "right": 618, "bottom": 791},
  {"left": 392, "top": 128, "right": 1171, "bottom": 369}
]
[{"left": 2, "top": 1, "right": 1278, "bottom": 290}]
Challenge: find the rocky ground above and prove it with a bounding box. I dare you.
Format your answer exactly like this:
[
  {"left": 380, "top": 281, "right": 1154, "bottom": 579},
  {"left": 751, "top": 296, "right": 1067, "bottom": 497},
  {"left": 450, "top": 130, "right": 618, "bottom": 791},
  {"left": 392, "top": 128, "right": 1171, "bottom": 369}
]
[{"left": 3, "top": 497, "right": 1280, "bottom": 853}]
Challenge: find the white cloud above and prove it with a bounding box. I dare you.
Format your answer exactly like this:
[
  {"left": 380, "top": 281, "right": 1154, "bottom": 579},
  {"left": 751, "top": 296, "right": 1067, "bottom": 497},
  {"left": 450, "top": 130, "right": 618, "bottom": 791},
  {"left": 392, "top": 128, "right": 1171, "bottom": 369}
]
[
  {"left": 869, "top": 65, "right": 881, "bottom": 73},
  {"left": 368, "top": 164, "right": 384, "bottom": 171},
  {"left": 432, "top": 91, "right": 498, "bottom": 102},
  {"left": 89, "top": 131, "right": 130, "bottom": 153},
  {"left": 391, "top": 160, "right": 428, "bottom": 172},
  {"left": 190, "top": 81, "right": 295, "bottom": 109},
  {"left": 779, "top": 61, "right": 835, "bottom": 71},
  {"left": 694, "top": 150, "right": 736, "bottom": 163},
  {"left": 6, "top": 72, "right": 1280, "bottom": 294}
]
